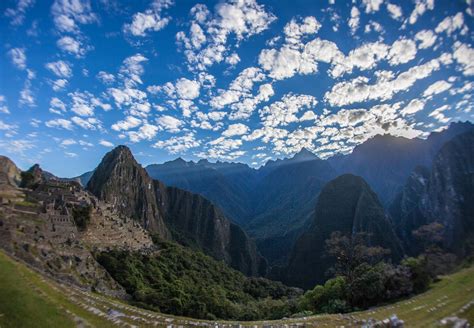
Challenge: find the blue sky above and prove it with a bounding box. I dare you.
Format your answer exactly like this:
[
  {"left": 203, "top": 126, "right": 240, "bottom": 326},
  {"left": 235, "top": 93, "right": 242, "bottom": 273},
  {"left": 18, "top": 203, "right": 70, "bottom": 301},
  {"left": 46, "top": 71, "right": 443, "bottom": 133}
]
[{"left": 0, "top": 0, "right": 473, "bottom": 177}]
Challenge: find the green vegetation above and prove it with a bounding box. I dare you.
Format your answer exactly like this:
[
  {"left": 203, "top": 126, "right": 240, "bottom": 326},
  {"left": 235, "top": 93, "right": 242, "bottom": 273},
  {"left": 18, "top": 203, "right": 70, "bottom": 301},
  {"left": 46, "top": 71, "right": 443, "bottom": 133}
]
[
  {"left": 1, "top": 249, "right": 474, "bottom": 327},
  {"left": 19, "top": 171, "right": 37, "bottom": 189},
  {"left": 96, "top": 241, "right": 300, "bottom": 320},
  {"left": 72, "top": 205, "right": 92, "bottom": 231},
  {"left": 0, "top": 251, "right": 74, "bottom": 328}
]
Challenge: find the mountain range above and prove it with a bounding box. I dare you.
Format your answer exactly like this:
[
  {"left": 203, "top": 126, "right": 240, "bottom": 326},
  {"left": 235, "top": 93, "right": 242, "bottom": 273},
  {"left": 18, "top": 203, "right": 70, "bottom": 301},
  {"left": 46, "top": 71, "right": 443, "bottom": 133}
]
[{"left": 2, "top": 120, "right": 472, "bottom": 293}]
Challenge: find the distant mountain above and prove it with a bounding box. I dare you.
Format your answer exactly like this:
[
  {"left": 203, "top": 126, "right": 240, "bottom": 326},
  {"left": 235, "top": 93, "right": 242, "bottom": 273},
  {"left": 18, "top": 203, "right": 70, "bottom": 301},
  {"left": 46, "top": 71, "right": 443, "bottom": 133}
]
[
  {"left": 285, "top": 174, "right": 403, "bottom": 289},
  {"left": 146, "top": 159, "right": 257, "bottom": 225},
  {"left": 329, "top": 121, "right": 473, "bottom": 206},
  {"left": 87, "top": 146, "right": 266, "bottom": 276},
  {"left": 246, "top": 150, "right": 336, "bottom": 264}
]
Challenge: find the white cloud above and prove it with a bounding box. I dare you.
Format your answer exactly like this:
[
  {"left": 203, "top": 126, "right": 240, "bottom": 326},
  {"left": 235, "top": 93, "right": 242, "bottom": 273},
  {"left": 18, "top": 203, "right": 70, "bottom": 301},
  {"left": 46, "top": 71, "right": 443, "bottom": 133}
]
[
  {"left": 97, "top": 71, "right": 115, "bottom": 84},
  {"left": 156, "top": 115, "right": 183, "bottom": 133},
  {"left": 99, "top": 140, "right": 114, "bottom": 147},
  {"left": 408, "top": 0, "right": 434, "bottom": 25},
  {"left": 387, "top": 38, "right": 417, "bottom": 65},
  {"left": 0, "top": 96, "right": 9, "bottom": 114},
  {"left": 225, "top": 53, "right": 241, "bottom": 65},
  {"left": 175, "top": 78, "right": 200, "bottom": 99},
  {"left": 51, "top": 79, "right": 68, "bottom": 91},
  {"left": 49, "top": 97, "right": 66, "bottom": 114},
  {"left": 71, "top": 116, "right": 102, "bottom": 130},
  {"left": 400, "top": 98, "right": 426, "bottom": 116},
  {"left": 123, "top": 0, "right": 173, "bottom": 37},
  {"left": 423, "top": 80, "right": 452, "bottom": 97},
  {"left": 429, "top": 105, "right": 451, "bottom": 123},
  {"left": 176, "top": 0, "right": 275, "bottom": 71},
  {"left": 453, "top": 42, "right": 474, "bottom": 76},
  {"left": 284, "top": 16, "right": 321, "bottom": 46},
  {"left": 8, "top": 48, "right": 27, "bottom": 70},
  {"left": 5, "top": 0, "right": 35, "bottom": 26},
  {"left": 45, "top": 118, "right": 73, "bottom": 130},
  {"left": 57, "top": 36, "right": 87, "bottom": 57},
  {"left": 111, "top": 116, "right": 142, "bottom": 131},
  {"left": 222, "top": 123, "right": 249, "bottom": 137},
  {"left": 435, "top": 12, "right": 466, "bottom": 36},
  {"left": 120, "top": 54, "right": 148, "bottom": 87},
  {"left": 325, "top": 55, "right": 450, "bottom": 107},
  {"left": 415, "top": 30, "right": 437, "bottom": 49},
  {"left": 51, "top": 0, "right": 98, "bottom": 33},
  {"left": 153, "top": 132, "right": 200, "bottom": 153},
  {"left": 60, "top": 138, "right": 76, "bottom": 147},
  {"left": 386, "top": 3, "right": 403, "bottom": 20},
  {"left": 259, "top": 93, "right": 317, "bottom": 128},
  {"left": 348, "top": 6, "right": 360, "bottom": 35},
  {"left": 128, "top": 123, "right": 159, "bottom": 142},
  {"left": 362, "top": 0, "right": 384, "bottom": 13}
]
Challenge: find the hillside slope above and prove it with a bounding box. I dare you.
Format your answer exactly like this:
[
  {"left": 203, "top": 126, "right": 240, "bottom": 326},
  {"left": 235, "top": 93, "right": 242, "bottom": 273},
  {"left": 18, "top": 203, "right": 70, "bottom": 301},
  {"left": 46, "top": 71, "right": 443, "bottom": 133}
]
[{"left": 1, "top": 250, "right": 473, "bottom": 327}]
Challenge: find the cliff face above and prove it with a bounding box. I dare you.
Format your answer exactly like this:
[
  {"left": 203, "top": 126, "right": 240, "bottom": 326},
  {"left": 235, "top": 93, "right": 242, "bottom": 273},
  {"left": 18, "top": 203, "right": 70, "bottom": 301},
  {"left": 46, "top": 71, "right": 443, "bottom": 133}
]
[
  {"left": 423, "top": 130, "right": 474, "bottom": 254},
  {"left": 88, "top": 146, "right": 266, "bottom": 276},
  {"left": 286, "top": 174, "right": 403, "bottom": 289},
  {"left": 0, "top": 156, "right": 21, "bottom": 187},
  {"left": 87, "top": 146, "right": 170, "bottom": 238},
  {"left": 390, "top": 130, "right": 474, "bottom": 257}
]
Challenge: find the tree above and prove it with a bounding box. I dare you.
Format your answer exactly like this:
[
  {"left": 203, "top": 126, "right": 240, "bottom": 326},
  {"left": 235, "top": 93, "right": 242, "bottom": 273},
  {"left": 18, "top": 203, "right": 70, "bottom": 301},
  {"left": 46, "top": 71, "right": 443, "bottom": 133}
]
[{"left": 325, "top": 231, "right": 390, "bottom": 284}]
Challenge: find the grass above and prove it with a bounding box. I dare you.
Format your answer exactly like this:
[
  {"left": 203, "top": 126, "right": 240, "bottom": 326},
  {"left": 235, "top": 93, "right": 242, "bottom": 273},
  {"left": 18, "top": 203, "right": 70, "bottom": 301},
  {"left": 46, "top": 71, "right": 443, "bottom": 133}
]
[{"left": 1, "top": 248, "right": 473, "bottom": 327}]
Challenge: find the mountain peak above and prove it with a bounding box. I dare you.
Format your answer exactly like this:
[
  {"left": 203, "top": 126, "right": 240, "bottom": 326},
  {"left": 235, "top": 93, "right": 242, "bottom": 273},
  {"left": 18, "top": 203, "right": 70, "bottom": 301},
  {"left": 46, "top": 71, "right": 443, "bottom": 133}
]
[{"left": 292, "top": 148, "right": 317, "bottom": 161}]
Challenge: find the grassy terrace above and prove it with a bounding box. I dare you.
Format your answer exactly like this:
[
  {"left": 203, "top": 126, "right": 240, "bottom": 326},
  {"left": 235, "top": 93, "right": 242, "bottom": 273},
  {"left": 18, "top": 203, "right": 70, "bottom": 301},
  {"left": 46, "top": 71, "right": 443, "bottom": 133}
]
[{"left": 0, "top": 249, "right": 473, "bottom": 327}]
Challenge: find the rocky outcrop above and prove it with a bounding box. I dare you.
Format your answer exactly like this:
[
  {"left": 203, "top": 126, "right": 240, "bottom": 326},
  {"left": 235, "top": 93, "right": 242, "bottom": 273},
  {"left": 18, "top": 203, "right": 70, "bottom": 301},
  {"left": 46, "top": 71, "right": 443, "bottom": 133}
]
[
  {"left": 87, "top": 146, "right": 170, "bottom": 238},
  {"left": 0, "top": 155, "right": 21, "bottom": 187},
  {"left": 286, "top": 174, "right": 403, "bottom": 289},
  {"left": 390, "top": 130, "right": 474, "bottom": 256},
  {"left": 423, "top": 130, "right": 474, "bottom": 255},
  {"left": 88, "top": 146, "right": 266, "bottom": 276}
]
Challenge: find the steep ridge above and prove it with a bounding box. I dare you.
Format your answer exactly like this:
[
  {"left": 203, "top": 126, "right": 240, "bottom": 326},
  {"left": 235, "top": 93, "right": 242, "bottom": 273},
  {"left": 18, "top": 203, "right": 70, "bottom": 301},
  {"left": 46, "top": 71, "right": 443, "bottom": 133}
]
[
  {"left": 285, "top": 174, "right": 403, "bottom": 289},
  {"left": 146, "top": 159, "right": 256, "bottom": 225},
  {"left": 87, "top": 145, "right": 170, "bottom": 237},
  {"left": 87, "top": 146, "right": 266, "bottom": 276},
  {"left": 392, "top": 130, "right": 474, "bottom": 256}
]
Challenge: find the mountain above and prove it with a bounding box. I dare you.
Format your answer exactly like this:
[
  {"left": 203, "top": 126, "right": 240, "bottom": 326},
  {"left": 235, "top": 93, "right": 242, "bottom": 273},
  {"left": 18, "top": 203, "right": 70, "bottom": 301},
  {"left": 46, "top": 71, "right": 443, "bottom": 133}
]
[
  {"left": 146, "top": 159, "right": 257, "bottom": 225},
  {"left": 390, "top": 129, "right": 474, "bottom": 257},
  {"left": 87, "top": 145, "right": 266, "bottom": 276},
  {"left": 0, "top": 155, "right": 21, "bottom": 187},
  {"left": 285, "top": 174, "right": 403, "bottom": 289},
  {"left": 424, "top": 130, "right": 474, "bottom": 254},
  {"left": 87, "top": 145, "right": 170, "bottom": 237},
  {"left": 330, "top": 121, "right": 473, "bottom": 206},
  {"left": 246, "top": 150, "right": 336, "bottom": 264}
]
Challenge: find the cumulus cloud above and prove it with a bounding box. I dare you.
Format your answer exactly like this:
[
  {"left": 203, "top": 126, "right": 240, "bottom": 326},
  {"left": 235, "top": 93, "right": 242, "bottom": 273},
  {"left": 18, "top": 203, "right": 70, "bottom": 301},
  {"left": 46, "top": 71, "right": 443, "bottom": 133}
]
[
  {"left": 71, "top": 116, "right": 102, "bottom": 130},
  {"left": 8, "top": 48, "right": 27, "bottom": 70},
  {"left": 176, "top": 0, "right": 275, "bottom": 71},
  {"left": 156, "top": 115, "right": 183, "bottom": 133},
  {"left": 5, "top": 0, "right": 35, "bottom": 26},
  {"left": 124, "top": 0, "right": 173, "bottom": 36},
  {"left": 362, "top": 0, "right": 384, "bottom": 13},
  {"left": 222, "top": 123, "right": 249, "bottom": 137},
  {"left": 387, "top": 38, "right": 417, "bottom": 66},
  {"left": 111, "top": 116, "right": 142, "bottom": 131},
  {"left": 348, "top": 6, "right": 360, "bottom": 34},
  {"left": 99, "top": 140, "right": 114, "bottom": 147},
  {"left": 386, "top": 3, "right": 403, "bottom": 20},
  {"left": 453, "top": 42, "right": 474, "bottom": 76},
  {"left": 325, "top": 54, "right": 450, "bottom": 107},
  {"left": 97, "top": 71, "right": 115, "bottom": 84},
  {"left": 435, "top": 12, "right": 466, "bottom": 36},
  {"left": 175, "top": 78, "right": 200, "bottom": 99},
  {"left": 259, "top": 93, "right": 317, "bottom": 128},
  {"left": 128, "top": 123, "right": 159, "bottom": 142},
  {"left": 49, "top": 97, "right": 67, "bottom": 114},
  {"left": 45, "top": 118, "right": 73, "bottom": 130},
  {"left": 400, "top": 98, "right": 426, "bottom": 116},
  {"left": 415, "top": 30, "right": 437, "bottom": 49},
  {"left": 57, "top": 36, "right": 87, "bottom": 57},
  {"left": 51, "top": 0, "right": 98, "bottom": 33},
  {"left": 408, "top": 0, "right": 434, "bottom": 25},
  {"left": 153, "top": 132, "right": 200, "bottom": 153},
  {"left": 45, "top": 60, "right": 72, "bottom": 78},
  {"left": 423, "top": 80, "right": 452, "bottom": 97}
]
